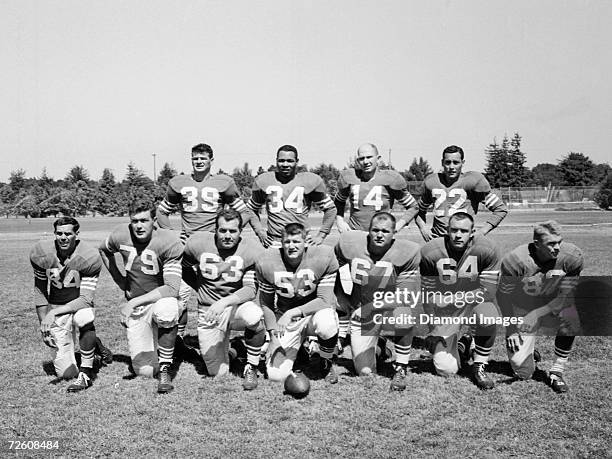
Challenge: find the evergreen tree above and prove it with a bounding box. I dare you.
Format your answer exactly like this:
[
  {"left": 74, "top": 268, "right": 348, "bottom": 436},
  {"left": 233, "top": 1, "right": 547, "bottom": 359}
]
[
  {"left": 558, "top": 152, "right": 597, "bottom": 186},
  {"left": 485, "top": 133, "right": 529, "bottom": 188}
]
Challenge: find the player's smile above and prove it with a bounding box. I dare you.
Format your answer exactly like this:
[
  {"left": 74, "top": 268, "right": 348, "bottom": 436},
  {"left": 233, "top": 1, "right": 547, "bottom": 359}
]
[{"left": 130, "top": 211, "right": 155, "bottom": 243}]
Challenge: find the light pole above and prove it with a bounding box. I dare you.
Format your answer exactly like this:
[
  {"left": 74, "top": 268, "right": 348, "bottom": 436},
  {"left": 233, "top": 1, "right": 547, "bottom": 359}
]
[{"left": 152, "top": 153, "right": 157, "bottom": 182}]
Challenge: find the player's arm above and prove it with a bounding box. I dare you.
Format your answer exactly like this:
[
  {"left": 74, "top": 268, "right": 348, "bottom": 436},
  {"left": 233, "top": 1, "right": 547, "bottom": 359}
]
[
  {"left": 395, "top": 253, "right": 421, "bottom": 300},
  {"left": 388, "top": 174, "right": 418, "bottom": 231},
  {"left": 414, "top": 186, "right": 434, "bottom": 241},
  {"left": 476, "top": 188, "right": 507, "bottom": 236},
  {"left": 297, "top": 257, "right": 338, "bottom": 316},
  {"left": 31, "top": 263, "right": 56, "bottom": 348},
  {"left": 181, "top": 242, "right": 199, "bottom": 291},
  {"left": 308, "top": 188, "right": 338, "bottom": 245},
  {"left": 98, "top": 236, "right": 127, "bottom": 290},
  {"left": 333, "top": 177, "right": 351, "bottom": 233},
  {"left": 157, "top": 185, "right": 181, "bottom": 229},
  {"left": 419, "top": 254, "right": 447, "bottom": 312},
  {"left": 246, "top": 183, "right": 270, "bottom": 247},
  {"left": 257, "top": 273, "right": 278, "bottom": 332}
]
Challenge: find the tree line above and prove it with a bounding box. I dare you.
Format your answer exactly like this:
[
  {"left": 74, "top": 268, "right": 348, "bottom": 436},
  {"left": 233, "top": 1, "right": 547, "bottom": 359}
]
[{"left": 2, "top": 134, "right": 611, "bottom": 217}]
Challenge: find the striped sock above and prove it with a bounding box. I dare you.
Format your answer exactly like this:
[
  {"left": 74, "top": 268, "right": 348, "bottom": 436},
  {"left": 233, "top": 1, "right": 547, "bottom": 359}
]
[
  {"left": 473, "top": 335, "right": 494, "bottom": 364},
  {"left": 318, "top": 334, "right": 338, "bottom": 360},
  {"left": 338, "top": 318, "right": 350, "bottom": 340},
  {"left": 550, "top": 336, "right": 574, "bottom": 374}
]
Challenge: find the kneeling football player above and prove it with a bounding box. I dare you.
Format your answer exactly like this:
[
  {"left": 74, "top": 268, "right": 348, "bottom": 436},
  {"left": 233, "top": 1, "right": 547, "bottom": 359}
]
[
  {"left": 99, "top": 201, "right": 183, "bottom": 394},
  {"left": 335, "top": 211, "right": 421, "bottom": 391},
  {"left": 497, "top": 220, "right": 583, "bottom": 393},
  {"left": 182, "top": 209, "right": 266, "bottom": 389},
  {"left": 419, "top": 212, "right": 500, "bottom": 390},
  {"left": 257, "top": 223, "right": 340, "bottom": 384},
  {"left": 30, "top": 217, "right": 112, "bottom": 392}
]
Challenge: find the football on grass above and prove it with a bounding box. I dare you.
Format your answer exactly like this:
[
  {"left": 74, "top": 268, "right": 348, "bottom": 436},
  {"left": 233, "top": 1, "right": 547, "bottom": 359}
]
[{"left": 284, "top": 372, "right": 310, "bottom": 398}]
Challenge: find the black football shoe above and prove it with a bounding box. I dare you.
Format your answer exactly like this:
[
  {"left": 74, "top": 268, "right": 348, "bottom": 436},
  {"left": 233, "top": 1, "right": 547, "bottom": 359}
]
[
  {"left": 242, "top": 363, "right": 259, "bottom": 391},
  {"left": 157, "top": 363, "right": 174, "bottom": 394},
  {"left": 549, "top": 371, "right": 569, "bottom": 394},
  {"left": 95, "top": 338, "right": 113, "bottom": 365},
  {"left": 67, "top": 371, "right": 93, "bottom": 392},
  {"left": 471, "top": 362, "right": 494, "bottom": 390}
]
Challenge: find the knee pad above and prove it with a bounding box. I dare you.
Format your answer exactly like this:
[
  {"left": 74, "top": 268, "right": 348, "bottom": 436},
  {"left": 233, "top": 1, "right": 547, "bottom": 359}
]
[
  {"left": 312, "top": 309, "right": 338, "bottom": 340},
  {"left": 152, "top": 297, "right": 179, "bottom": 328},
  {"left": 237, "top": 301, "right": 263, "bottom": 328},
  {"left": 266, "top": 365, "right": 292, "bottom": 383},
  {"left": 434, "top": 352, "right": 459, "bottom": 377},
  {"left": 73, "top": 308, "right": 95, "bottom": 328}
]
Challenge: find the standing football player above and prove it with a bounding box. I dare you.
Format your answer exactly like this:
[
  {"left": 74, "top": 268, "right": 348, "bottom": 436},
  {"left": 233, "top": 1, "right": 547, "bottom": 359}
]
[
  {"left": 157, "top": 143, "right": 265, "bottom": 349},
  {"left": 497, "top": 220, "right": 583, "bottom": 393},
  {"left": 182, "top": 209, "right": 266, "bottom": 390},
  {"left": 335, "top": 211, "right": 421, "bottom": 391},
  {"left": 30, "top": 217, "right": 112, "bottom": 392},
  {"left": 248, "top": 145, "right": 337, "bottom": 248},
  {"left": 334, "top": 143, "right": 418, "bottom": 233},
  {"left": 411, "top": 145, "right": 507, "bottom": 242},
  {"left": 420, "top": 212, "right": 500, "bottom": 389},
  {"left": 100, "top": 201, "right": 183, "bottom": 393},
  {"left": 257, "top": 223, "right": 340, "bottom": 383}
]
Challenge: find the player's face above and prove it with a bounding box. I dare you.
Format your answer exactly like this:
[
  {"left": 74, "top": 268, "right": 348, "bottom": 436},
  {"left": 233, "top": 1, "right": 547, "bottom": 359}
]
[
  {"left": 534, "top": 233, "right": 563, "bottom": 261},
  {"left": 448, "top": 218, "right": 473, "bottom": 250},
  {"left": 368, "top": 218, "right": 395, "bottom": 252},
  {"left": 356, "top": 146, "right": 379, "bottom": 174},
  {"left": 129, "top": 210, "right": 155, "bottom": 242},
  {"left": 54, "top": 224, "right": 78, "bottom": 253},
  {"left": 192, "top": 152, "right": 212, "bottom": 175},
  {"left": 282, "top": 233, "right": 306, "bottom": 262},
  {"left": 215, "top": 217, "right": 241, "bottom": 250},
  {"left": 276, "top": 150, "right": 298, "bottom": 178},
  {"left": 441, "top": 152, "right": 464, "bottom": 180}
]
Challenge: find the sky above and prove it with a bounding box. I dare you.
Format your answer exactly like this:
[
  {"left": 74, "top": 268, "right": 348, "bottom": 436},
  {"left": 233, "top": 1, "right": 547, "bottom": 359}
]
[{"left": 1, "top": 0, "right": 610, "bottom": 182}]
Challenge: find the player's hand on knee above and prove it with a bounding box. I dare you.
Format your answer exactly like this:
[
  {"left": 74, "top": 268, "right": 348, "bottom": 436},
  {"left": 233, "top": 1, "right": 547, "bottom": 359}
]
[
  {"left": 41, "top": 330, "right": 57, "bottom": 349},
  {"left": 119, "top": 302, "right": 134, "bottom": 328},
  {"left": 424, "top": 335, "right": 446, "bottom": 354},
  {"left": 336, "top": 219, "right": 350, "bottom": 234},
  {"left": 518, "top": 311, "right": 539, "bottom": 333},
  {"left": 505, "top": 333, "right": 523, "bottom": 353},
  {"left": 420, "top": 227, "right": 433, "bottom": 242},
  {"left": 203, "top": 301, "right": 225, "bottom": 325}
]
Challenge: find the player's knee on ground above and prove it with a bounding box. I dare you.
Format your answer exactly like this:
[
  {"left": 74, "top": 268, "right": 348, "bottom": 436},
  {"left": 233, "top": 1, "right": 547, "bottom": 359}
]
[
  {"left": 132, "top": 351, "right": 159, "bottom": 378},
  {"left": 311, "top": 308, "right": 338, "bottom": 340},
  {"left": 54, "top": 348, "right": 79, "bottom": 379},
  {"left": 509, "top": 352, "right": 535, "bottom": 380},
  {"left": 433, "top": 345, "right": 460, "bottom": 377},
  {"left": 152, "top": 297, "right": 179, "bottom": 328},
  {"left": 72, "top": 307, "right": 95, "bottom": 328},
  {"left": 235, "top": 301, "right": 263, "bottom": 329},
  {"left": 266, "top": 361, "right": 293, "bottom": 382}
]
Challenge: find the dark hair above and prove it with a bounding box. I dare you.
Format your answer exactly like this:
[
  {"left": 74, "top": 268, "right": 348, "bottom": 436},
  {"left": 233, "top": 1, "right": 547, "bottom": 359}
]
[
  {"left": 282, "top": 222, "right": 306, "bottom": 239},
  {"left": 215, "top": 208, "right": 243, "bottom": 229},
  {"left": 442, "top": 145, "right": 465, "bottom": 160},
  {"left": 276, "top": 145, "right": 298, "bottom": 160},
  {"left": 534, "top": 220, "right": 561, "bottom": 240},
  {"left": 128, "top": 199, "right": 157, "bottom": 218},
  {"left": 192, "top": 143, "right": 214, "bottom": 159},
  {"left": 448, "top": 211, "right": 474, "bottom": 227},
  {"left": 53, "top": 216, "right": 80, "bottom": 233},
  {"left": 369, "top": 211, "right": 396, "bottom": 230}
]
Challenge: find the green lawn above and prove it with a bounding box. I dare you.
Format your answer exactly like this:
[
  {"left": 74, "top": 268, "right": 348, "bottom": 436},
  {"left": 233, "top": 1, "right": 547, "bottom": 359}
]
[{"left": 0, "top": 214, "right": 610, "bottom": 457}]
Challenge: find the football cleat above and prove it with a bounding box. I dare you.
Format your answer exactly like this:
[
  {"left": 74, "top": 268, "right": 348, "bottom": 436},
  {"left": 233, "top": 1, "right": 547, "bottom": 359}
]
[
  {"left": 390, "top": 364, "right": 408, "bottom": 392},
  {"left": 67, "top": 371, "right": 93, "bottom": 392},
  {"left": 336, "top": 335, "right": 351, "bottom": 356},
  {"left": 242, "top": 363, "right": 259, "bottom": 391},
  {"left": 458, "top": 334, "right": 473, "bottom": 368},
  {"left": 319, "top": 358, "right": 338, "bottom": 384},
  {"left": 549, "top": 372, "right": 569, "bottom": 393},
  {"left": 471, "top": 362, "right": 494, "bottom": 390},
  {"left": 157, "top": 363, "right": 174, "bottom": 394},
  {"left": 95, "top": 338, "right": 113, "bottom": 365}
]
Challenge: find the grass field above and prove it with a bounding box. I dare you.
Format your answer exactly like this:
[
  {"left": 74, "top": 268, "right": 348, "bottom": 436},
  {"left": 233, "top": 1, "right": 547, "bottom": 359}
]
[{"left": 1, "top": 211, "right": 611, "bottom": 457}]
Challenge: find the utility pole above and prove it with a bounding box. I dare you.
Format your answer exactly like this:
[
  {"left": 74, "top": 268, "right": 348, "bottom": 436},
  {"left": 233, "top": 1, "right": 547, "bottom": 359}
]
[
  {"left": 152, "top": 153, "right": 157, "bottom": 182},
  {"left": 388, "top": 149, "right": 392, "bottom": 168}
]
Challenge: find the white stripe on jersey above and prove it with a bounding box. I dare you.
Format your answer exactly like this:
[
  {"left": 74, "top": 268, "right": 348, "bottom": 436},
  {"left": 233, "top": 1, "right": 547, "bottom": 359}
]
[
  {"left": 398, "top": 194, "right": 416, "bottom": 207},
  {"left": 334, "top": 193, "right": 348, "bottom": 203},
  {"left": 498, "top": 282, "right": 515, "bottom": 294},
  {"left": 418, "top": 200, "right": 430, "bottom": 211},
  {"left": 313, "top": 196, "right": 335, "bottom": 210},
  {"left": 243, "top": 271, "right": 256, "bottom": 286},
  {"left": 258, "top": 281, "right": 274, "bottom": 293},
  {"left": 247, "top": 199, "right": 264, "bottom": 211},
  {"left": 319, "top": 273, "right": 336, "bottom": 287},
  {"left": 159, "top": 199, "right": 179, "bottom": 214},
  {"left": 230, "top": 199, "right": 247, "bottom": 212},
  {"left": 80, "top": 277, "right": 99, "bottom": 291},
  {"left": 484, "top": 193, "right": 500, "bottom": 207}
]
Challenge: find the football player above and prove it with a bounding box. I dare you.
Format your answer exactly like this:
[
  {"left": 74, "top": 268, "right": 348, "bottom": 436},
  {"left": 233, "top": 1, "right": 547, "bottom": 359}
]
[
  {"left": 157, "top": 143, "right": 265, "bottom": 347},
  {"left": 411, "top": 145, "right": 507, "bottom": 242},
  {"left": 182, "top": 209, "right": 266, "bottom": 390},
  {"left": 334, "top": 143, "right": 418, "bottom": 233},
  {"left": 248, "top": 145, "right": 337, "bottom": 248},
  {"left": 100, "top": 200, "right": 183, "bottom": 393},
  {"left": 30, "top": 217, "right": 112, "bottom": 392},
  {"left": 257, "top": 223, "right": 340, "bottom": 383},
  {"left": 420, "top": 212, "right": 500, "bottom": 389},
  {"left": 335, "top": 211, "right": 421, "bottom": 391},
  {"left": 497, "top": 220, "right": 583, "bottom": 393}
]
